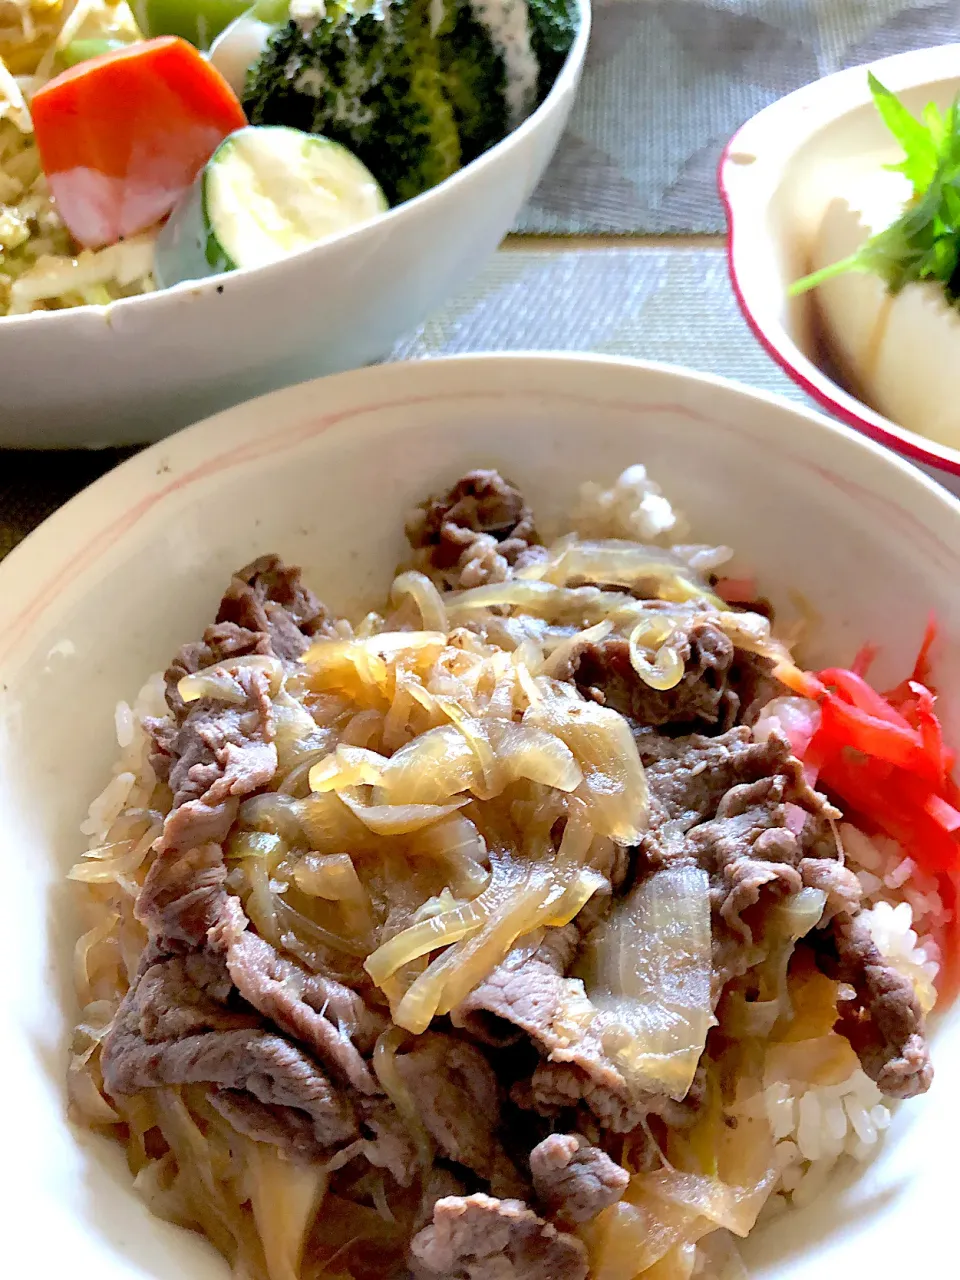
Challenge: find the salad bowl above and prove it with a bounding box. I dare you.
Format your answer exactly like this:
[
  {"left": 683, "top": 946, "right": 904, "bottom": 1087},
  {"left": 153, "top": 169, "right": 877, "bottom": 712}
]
[{"left": 0, "top": 3, "right": 590, "bottom": 448}]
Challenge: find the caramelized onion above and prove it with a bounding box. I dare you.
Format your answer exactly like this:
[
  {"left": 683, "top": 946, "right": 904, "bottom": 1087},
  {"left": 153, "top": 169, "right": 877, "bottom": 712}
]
[
  {"left": 518, "top": 536, "right": 721, "bottom": 604},
  {"left": 177, "top": 655, "right": 283, "bottom": 706},
  {"left": 272, "top": 690, "right": 337, "bottom": 774},
  {"left": 447, "top": 579, "right": 629, "bottom": 620},
  {"left": 373, "top": 1028, "right": 433, "bottom": 1168},
  {"left": 644, "top": 1168, "right": 777, "bottom": 1238},
  {"left": 293, "top": 853, "right": 375, "bottom": 941},
  {"left": 73, "top": 913, "right": 120, "bottom": 1007},
  {"left": 294, "top": 791, "right": 374, "bottom": 852},
  {"left": 411, "top": 815, "right": 491, "bottom": 897},
  {"left": 67, "top": 1064, "right": 120, "bottom": 1126},
  {"left": 239, "top": 793, "right": 303, "bottom": 841},
  {"left": 377, "top": 725, "right": 481, "bottom": 803},
  {"left": 309, "top": 745, "right": 387, "bottom": 793},
  {"left": 392, "top": 855, "right": 547, "bottom": 1033},
  {"left": 628, "top": 616, "right": 686, "bottom": 692},
  {"left": 274, "top": 899, "right": 369, "bottom": 960},
  {"left": 365, "top": 893, "right": 488, "bottom": 985},
  {"left": 391, "top": 571, "right": 449, "bottom": 633},
  {"left": 68, "top": 820, "right": 160, "bottom": 887},
  {"left": 581, "top": 864, "right": 713, "bottom": 1099},
  {"left": 247, "top": 1141, "right": 327, "bottom": 1280},
  {"left": 303, "top": 633, "right": 447, "bottom": 701},
  {"left": 340, "top": 787, "right": 468, "bottom": 835},
  {"left": 526, "top": 697, "right": 648, "bottom": 843}
]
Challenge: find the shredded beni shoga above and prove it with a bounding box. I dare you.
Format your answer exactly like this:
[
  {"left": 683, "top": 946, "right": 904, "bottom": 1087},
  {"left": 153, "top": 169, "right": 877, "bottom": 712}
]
[{"left": 66, "top": 467, "right": 955, "bottom": 1280}]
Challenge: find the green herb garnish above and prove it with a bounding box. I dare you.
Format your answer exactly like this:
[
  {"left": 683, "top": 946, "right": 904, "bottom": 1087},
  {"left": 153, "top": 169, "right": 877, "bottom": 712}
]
[{"left": 790, "top": 73, "right": 960, "bottom": 299}]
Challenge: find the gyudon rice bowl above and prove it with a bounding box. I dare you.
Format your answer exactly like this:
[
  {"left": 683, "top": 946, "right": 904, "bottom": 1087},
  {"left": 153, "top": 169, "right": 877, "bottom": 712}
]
[{"left": 67, "top": 466, "right": 956, "bottom": 1280}]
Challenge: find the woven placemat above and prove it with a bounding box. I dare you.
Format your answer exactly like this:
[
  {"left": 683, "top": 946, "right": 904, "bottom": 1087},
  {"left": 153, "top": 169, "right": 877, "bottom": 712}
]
[
  {"left": 517, "top": 0, "right": 960, "bottom": 234},
  {"left": 0, "top": 245, "right": 814, "bottom": 561},
  {"left": 392, "top": 243, "right": 811, "bottom": 396}
]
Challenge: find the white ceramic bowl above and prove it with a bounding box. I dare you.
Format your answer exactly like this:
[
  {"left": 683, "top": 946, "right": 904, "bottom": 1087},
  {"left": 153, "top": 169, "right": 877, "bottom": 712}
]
[
  {"left": 2, "top": 354, "right": 959, "bottom": 1277},
  {"left": 719, "top": 44, "right": 960, "bottom": 494},
  {"left": 0, "top": 13, "right": 589, "bottom": 449}
]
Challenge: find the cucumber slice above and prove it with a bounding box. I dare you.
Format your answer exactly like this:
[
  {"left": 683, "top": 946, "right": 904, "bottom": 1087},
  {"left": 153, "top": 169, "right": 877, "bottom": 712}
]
[{"left": 154, "top": 126, "right": 388, "bottom": 288}]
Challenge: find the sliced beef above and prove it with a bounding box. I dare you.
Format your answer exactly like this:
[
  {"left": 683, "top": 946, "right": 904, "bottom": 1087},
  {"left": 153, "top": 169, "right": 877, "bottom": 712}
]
[
  {"left": 646, "top": 731, "right": 844, "bottom": 1003},
  {"left": 459, "top": 732, "right": 847, "bottom": 1132},
  {"left": 101, "top": 955, "right": 357, "bottom": 1146},
  {"left": 726, "top": 650, "right": 788, "bottom": 727},
  {"left": 116, "top": 948, "right": 249, "bottom": 1039},
  {"left": 451, "top": 925, "right": 586, "bottom": 1052},
  {"left": 413, "top": 1168, "right": 471, "bottom": 1234},
  {"left": 810, "top": 912, "right": 933, "bottom": 1099},
  {"left": 135, "top": 842, "right": 231, "bottom": 953},
  {"left": 154, "top": 664, "right": 278, "bottom": 856},
  {"left": 209, "top": 896, "right": 383, "bottom": 1094},
  {"left": 409, "top": 1193, "right": 588, "bottom": 1280},
  {"left": 217, "top": 554, "right": 330, "bottom": 661},
  {"left": 138, "top": 662, "right": 279, "bottom": 953},
  {"left": 406, "top": 470, "right": 540, "bottom": 588},
  {"left": 562, "top": 622, "right": 737, "bottom": 730},
  {"left": 529, "top": 1133, "right": 628, "bottom": 1223},
  {"left": 800, "top": 856, "right": 863, "bottom": 924},
  {"left": 394, "top": 1033, "right": 524, "bottom": 1196},
  {"left": 209, "top": 1088, "right": 330, "bottom": 1162},
  {"left": 357, "top": 1099, "right": 421, "bottom": 1188},
  {"left": 158, "top": 620, "right": 272, "bottom": 722},
  {"left": 155, "top": 556, "right": 330, "bottom": 729},
  {"left": 644, "top": 730, "right": 931, "bottom": 1100},
  {"left": 687, "top": 762, "right": 838, "bottom": 945},
  {"left": 455, "top": 927, "right": 700, "bottom": 1133},
  {"left": 692, "top": 775, "right": 805, "bottom": 941},
  {"left": 519, "top": 1060, "right": 704, "bottom": 1135},
  {"left": 639, "top": 727, "right": 775, "bottom": 843},
  {"left": 640, "top": 729, "right": 840, "bottom": 949}
]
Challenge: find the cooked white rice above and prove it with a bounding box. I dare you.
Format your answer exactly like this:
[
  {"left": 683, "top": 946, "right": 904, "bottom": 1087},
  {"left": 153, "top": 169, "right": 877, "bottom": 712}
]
[
  {"left": 572, "top": 464, "right": 689, "bottom": 542},
  {"left": 80, "top": 671, "right": 165, "bottom": 846}
]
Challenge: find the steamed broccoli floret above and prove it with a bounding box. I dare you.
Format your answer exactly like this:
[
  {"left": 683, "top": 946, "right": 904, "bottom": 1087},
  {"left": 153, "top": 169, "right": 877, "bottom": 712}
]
[
  {"left": 243, "top": 0, "right": 579, "bottom": 205},
  {"left": 526, "top": 0, "right": 579, "bottom": 99},
  {"left": 435, "top": 0, "right": 508, "bottom": 164},
  {"left": 245, "top": 0, "right": 461, "bottom": 204}
]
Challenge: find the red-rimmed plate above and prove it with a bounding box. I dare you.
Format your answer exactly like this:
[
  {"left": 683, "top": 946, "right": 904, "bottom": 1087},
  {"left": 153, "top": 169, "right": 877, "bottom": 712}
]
[{"left": 718, "top": 45, "right": 960, "bottom": 493}]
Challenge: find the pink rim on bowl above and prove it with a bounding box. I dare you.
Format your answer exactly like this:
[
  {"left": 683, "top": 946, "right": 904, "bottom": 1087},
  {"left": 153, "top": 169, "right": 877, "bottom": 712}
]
[{"left": 717, "top": 44, "right": 960, "bottom": 480}]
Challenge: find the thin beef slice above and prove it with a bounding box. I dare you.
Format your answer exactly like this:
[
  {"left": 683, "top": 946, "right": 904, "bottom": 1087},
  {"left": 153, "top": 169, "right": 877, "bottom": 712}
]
[
  {"left": 409, "top": 1193, "right": 588, "bottom": 1280},
  {"left": 100, "top": 954, "right": 357, "bottom": 1147},
  {"left": 529, "top": 1133, "right": 628, "bottom": 1223},
  {"left": 406, "top": 470, "right": 541, "bottom": 588}
]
